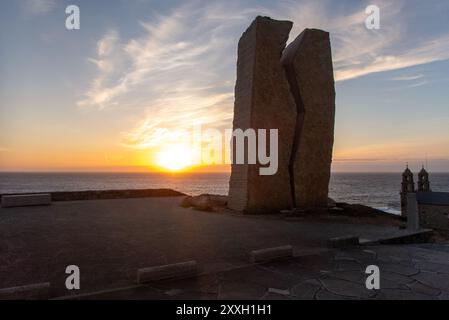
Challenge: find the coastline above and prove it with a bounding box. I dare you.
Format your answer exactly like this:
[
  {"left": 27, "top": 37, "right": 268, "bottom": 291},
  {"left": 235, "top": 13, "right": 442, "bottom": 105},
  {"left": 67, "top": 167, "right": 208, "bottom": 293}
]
[
  {"left": 0, "top": 188, "right": 185, "bottom": 202},
  {"left": 1, "top": 188, "right": 402, "bottom": 224}
]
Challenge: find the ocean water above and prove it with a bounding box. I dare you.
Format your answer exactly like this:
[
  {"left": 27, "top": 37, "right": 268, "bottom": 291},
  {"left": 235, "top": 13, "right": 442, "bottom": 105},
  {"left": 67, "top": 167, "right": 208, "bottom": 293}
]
[{"left": 1, "top": 172, "right": 449, "bottom": 215}]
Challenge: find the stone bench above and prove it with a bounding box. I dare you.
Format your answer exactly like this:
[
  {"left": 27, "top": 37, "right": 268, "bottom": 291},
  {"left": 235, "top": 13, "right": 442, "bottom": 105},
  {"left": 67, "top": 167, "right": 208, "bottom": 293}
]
[
  {"left": 327, "top": 236, "right": 360, "bottom": 248},
  {"left": 137, "top": 261, "right": 197, "bottom": 284},
  {"left": 250, "top": 245, "right": 293, "bottom": 263},
  {"left": 1, "top": 194, "right": 52, "bottom": 208},
  {"left": 0, "top": 282, "right": 50, "bottom": 300}
]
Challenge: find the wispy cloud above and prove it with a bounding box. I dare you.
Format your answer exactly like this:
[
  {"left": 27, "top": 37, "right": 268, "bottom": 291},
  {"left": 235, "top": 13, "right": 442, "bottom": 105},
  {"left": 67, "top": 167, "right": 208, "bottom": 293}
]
[
  {"left": 385, "top": 78, "right": 430, "bottom": 91},
  {"left": 401, "top": 80, "right": 430, "bottom": 89},
  {"left": 78, "top": 0, "right": 449, "bottom": 150},
  {"left": 79, "top": 2, "right": 253, "bottom": 149},
  {"left": 390, "top": 74, "right": 424, "bottom": 81},
  {"left": 23, "top": 0, "right": 56, "bottom": 16},
  {"left": 80, "top": 30, "right": 124, "bottom": 108},
  {"left": 334, "top": 34, "right": 449, "bottom": 81},
  {"left": 273, "top": 0, "right": 449, "bottom": 81}
]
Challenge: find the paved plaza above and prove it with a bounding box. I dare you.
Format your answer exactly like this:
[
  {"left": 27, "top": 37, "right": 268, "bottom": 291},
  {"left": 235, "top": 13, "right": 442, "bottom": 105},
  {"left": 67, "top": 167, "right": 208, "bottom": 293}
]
[{"left": 1, "top": 197, "right": 448, "bottom": 299}]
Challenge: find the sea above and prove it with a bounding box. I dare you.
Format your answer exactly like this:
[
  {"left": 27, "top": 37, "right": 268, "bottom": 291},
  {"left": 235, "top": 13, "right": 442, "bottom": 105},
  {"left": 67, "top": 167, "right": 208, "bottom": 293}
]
[{"left": 1, "top": 172, "right": 449, "bottom": 215}]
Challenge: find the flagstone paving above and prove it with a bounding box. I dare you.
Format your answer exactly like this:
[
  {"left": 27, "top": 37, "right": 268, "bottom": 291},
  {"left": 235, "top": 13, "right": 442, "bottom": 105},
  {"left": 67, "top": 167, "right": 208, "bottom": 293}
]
[{"left": 80, "top": 244, "right": 449, "bottom": 300}]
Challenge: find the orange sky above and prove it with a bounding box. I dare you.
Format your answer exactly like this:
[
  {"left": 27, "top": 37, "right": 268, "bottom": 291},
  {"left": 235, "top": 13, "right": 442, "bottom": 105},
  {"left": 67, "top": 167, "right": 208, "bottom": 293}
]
[{"left": 1, "top": 0, "right": 449, "bottom": 173}]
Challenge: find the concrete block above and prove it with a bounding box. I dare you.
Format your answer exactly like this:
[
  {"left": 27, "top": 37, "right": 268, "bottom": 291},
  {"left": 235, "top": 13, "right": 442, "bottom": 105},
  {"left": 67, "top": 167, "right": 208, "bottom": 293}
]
[
  {"left": 0, "top": 282, "right": 50, "bottom": 300},
  {"left": 328, "top": 236, "right": 359, "bottom": 248},
  {"left": 137, "top": 261, "right": 197, "bottom": 284},
  {"left": 250, "top": 245, "right": 293, "bottom": 263},
  {"left": 1, "top": 194, "right": 51, "bottom": 208}
]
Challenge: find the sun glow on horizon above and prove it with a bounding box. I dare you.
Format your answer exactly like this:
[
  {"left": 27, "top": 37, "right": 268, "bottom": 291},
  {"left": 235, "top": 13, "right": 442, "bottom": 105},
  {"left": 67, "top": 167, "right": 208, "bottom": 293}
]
[{"left": 155, "top": 144, "right": 195, "bottom": 172}]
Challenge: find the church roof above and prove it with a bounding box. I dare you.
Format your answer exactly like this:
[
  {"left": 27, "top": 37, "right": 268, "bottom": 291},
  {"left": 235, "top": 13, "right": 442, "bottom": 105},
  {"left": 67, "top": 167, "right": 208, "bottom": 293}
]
[
  {"left": 419, "top": 166, "right": 428, "bottom": 175},
  {"left": 403, "top": 167, "right": 413, "bottom": 176},
  {"left": 416, "top": 192, "right": 449, "bottom": 206}
]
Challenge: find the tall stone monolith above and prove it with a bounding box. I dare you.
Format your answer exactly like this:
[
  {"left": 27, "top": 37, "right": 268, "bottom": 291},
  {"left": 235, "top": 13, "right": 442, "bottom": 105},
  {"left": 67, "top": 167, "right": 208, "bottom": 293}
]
[
  {"left": 281, "top": 29, "right": 335, "bottom": 208},
  {"left": 228, "top": 17, "right": 336, "bottom": 213},
  {"left": 227, "top": 16, "right": 297, "bottom": 214}
]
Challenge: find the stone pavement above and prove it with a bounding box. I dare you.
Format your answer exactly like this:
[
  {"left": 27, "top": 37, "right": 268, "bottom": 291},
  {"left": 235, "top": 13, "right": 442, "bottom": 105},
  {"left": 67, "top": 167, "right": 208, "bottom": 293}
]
[
  {"left": 1, "top": 197, "right": 448, "bottom": 299},
  {"left": 79, "top": 244, "right": 449, "bottom": 300}
]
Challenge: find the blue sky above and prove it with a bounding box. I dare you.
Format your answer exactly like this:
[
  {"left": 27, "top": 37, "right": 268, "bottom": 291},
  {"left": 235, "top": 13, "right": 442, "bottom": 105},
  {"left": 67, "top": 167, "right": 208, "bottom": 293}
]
[{"left": 1, "top": 0, "right": 449, "bottom": 172}]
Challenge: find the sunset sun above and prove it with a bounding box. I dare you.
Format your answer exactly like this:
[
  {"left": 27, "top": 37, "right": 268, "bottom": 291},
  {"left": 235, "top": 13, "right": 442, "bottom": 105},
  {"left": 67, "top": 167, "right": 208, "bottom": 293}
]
[{"left": 155, "top": 144, "right": 194, "bottom": 172}]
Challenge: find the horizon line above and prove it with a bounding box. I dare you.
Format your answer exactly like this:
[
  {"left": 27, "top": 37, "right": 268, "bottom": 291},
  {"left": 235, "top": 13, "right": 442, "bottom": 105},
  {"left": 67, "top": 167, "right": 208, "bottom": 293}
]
[{"left": 1, "top": 170, "right": 449, "bottom": 174}]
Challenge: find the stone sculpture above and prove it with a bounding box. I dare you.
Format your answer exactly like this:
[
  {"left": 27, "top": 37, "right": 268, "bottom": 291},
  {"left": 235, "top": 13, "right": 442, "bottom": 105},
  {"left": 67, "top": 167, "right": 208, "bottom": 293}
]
[{"left": 228, "top": 16, "right": 335, "bottom": 214}]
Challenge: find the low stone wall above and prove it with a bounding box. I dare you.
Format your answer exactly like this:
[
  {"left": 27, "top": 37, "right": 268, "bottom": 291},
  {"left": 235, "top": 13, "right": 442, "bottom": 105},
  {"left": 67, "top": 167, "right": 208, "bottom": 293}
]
[
  {"left": 1, "top": 189, "right": 185, "bottom": 202},
  {"left": 1, "top": 194, "right": 51, "bottom": 208}
]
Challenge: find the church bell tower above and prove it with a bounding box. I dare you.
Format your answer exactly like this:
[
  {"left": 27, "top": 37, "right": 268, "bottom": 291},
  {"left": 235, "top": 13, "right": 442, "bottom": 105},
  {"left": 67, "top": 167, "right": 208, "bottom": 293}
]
[
  {"left": 400, "top": 165, "right": 415, "bottom": 217},
  {"left": 417, "top": 166, "right": 431, "bottom": 192}
]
